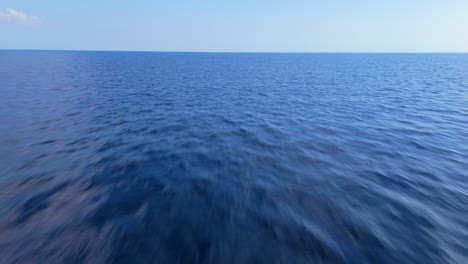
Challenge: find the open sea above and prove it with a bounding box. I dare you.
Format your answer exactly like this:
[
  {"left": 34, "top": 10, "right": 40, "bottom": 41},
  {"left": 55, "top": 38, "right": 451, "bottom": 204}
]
[{"left": 0, "top": 51, "right": 467, "bottom": 263}]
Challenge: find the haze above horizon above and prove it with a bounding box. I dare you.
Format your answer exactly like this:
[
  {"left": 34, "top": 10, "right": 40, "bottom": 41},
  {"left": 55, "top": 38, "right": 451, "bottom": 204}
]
[{"left": 1, "top": 0, "right": 468, "bottom": 52}]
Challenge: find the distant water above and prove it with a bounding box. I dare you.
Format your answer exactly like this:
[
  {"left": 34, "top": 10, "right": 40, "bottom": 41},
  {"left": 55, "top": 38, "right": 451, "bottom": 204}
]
[{"left": 0, "top": 51, "right": 467, "bottom": 264}]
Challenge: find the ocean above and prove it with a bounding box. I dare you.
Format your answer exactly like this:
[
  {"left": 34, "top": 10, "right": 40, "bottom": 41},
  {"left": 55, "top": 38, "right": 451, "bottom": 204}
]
[{"left": 0, "top": 51, "right": 467, "bottom": 263}]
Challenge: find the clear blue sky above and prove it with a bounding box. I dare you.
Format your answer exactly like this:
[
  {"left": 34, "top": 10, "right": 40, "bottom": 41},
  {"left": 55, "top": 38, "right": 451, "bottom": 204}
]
[{"left": 1, "top": 0, "right": 467, "bottom": 52}]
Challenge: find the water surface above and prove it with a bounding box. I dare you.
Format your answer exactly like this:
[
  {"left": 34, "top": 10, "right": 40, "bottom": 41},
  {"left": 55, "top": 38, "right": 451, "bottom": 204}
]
[{"left": 1, "top": 51, "right": 467, "bottom": 263}]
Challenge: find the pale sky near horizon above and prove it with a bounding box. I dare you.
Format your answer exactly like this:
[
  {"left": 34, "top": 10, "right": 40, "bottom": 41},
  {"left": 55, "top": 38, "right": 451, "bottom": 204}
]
[{"left": 1, "top": 0, "right": 468, "bottom": 52}]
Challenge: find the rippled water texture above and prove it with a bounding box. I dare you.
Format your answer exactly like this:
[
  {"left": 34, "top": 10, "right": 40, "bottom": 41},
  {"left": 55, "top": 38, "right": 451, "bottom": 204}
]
[{"left": 1, "top": 51, "right": 468, "bottom": 263}]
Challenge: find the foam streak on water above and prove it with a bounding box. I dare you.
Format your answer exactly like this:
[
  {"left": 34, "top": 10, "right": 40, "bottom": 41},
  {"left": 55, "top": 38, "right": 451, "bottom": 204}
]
[{"left": 0, "top": 51, "right": 468, "bottom": 263}]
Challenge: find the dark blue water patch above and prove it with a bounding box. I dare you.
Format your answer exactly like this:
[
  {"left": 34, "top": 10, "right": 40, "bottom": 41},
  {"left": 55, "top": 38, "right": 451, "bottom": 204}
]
[{"left": 0, "top": 51, "right": 468, "bottom": 263}]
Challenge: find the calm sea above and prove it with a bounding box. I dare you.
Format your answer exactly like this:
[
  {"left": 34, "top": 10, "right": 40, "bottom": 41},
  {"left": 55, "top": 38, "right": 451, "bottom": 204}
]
[{"left": 0, "top": 51, "right": 467, "bottom": 263}]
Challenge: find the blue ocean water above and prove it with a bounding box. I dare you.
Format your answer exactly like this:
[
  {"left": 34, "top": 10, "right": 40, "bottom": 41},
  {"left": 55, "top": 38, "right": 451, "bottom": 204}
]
[{"left": 0, "top": 51, "right": 467, "bottom": 263}]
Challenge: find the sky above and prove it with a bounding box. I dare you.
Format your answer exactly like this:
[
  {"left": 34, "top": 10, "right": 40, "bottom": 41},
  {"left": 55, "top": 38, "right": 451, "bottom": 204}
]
[{"left": 1, "top": 0, "right": 468, "bottom": 52}]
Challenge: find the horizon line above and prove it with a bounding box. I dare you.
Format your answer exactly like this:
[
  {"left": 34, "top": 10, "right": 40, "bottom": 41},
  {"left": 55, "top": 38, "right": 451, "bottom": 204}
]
[{"left": 1, "top": 49, "right": 468, "bottom": 54}]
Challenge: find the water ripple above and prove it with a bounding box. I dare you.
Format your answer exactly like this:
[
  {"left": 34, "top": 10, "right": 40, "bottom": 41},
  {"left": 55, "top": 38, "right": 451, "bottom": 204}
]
[{"left": 0, "top": 52, "right": 467, "bottom": 263}]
